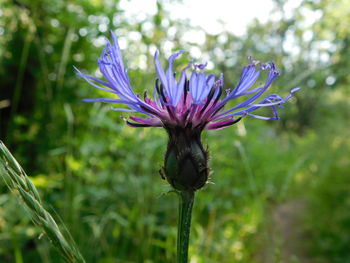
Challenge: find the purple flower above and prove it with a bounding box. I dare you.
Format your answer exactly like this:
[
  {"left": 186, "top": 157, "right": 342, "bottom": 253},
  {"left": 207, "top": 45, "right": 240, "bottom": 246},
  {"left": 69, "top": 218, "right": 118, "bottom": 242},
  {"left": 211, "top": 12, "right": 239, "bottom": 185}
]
[
  {"left": 76, "top": 32, "right": 299, "bottom": 191},
  {"left": 75, "top": 32, "right": 299, "bottom": 132}
]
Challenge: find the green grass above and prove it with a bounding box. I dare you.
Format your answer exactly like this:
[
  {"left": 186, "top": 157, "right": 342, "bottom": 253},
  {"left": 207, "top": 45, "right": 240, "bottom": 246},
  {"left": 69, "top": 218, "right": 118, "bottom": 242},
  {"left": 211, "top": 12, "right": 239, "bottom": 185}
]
[{"left": 1, "top": 112, "right": 349, "bottom": 262}]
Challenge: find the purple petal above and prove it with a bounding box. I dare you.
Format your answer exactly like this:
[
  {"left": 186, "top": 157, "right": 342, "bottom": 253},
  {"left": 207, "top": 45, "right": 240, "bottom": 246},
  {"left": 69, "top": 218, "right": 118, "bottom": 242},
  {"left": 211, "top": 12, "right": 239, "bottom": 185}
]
[
  {"left": 129, "top": 115, "right": 163, "bottom": 127},
  {"left": 213, "top": 64, "right": 280, "bottom": 119},
  {"left": 174, "top": 61, "right": 191, "bottom": 106},
  {"left": 111, "top": 107, "right": 137, "bottom": 113},
  {"left": 74, "top": 66, "right": 116, "bottom": 94},
  {"left": 206, "top": 116, "right": 243, "bottom": 130},
  {"left": 83, "top": 98, "right": 133, "bottom": 104},
  {"left": 154, "top": 50, "right": 168, "bottom": 97},
  {"left": 166, "top": 50, "right": 185, "bottom": 106}
]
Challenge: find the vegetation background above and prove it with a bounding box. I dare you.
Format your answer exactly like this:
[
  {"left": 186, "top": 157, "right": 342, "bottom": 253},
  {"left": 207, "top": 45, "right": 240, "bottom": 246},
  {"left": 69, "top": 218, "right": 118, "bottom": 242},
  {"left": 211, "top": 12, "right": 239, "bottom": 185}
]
[{"left": 0, "top": 0, "right": 349, "bottom": 262}]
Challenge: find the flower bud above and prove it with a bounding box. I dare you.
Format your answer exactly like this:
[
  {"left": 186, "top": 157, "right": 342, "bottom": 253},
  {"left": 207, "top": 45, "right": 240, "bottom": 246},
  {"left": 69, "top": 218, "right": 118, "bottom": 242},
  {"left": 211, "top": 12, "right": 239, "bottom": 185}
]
[{"left": 162, "top": 128, "right": 209, "bottom": 191}]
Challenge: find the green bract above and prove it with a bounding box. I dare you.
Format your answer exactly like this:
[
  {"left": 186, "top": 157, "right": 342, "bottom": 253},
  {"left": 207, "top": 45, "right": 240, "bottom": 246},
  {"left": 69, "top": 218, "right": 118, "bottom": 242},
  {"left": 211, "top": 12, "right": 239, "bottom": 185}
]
[{"left": 163, "top": 128, "right": 209, "bottom": 191}]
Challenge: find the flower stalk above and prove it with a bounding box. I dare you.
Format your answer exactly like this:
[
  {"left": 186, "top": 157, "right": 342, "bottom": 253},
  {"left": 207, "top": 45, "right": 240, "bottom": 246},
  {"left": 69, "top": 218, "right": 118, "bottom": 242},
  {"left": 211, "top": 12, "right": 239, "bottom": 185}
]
[{"left": 177, "top": 190, "right": 195, "bottom": 263}]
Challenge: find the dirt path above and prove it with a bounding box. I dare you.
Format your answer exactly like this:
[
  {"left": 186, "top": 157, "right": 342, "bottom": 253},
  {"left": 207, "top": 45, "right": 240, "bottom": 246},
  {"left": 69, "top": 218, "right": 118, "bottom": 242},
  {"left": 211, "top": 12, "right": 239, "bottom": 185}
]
[{"left": 261, "top": 199, "right": 315, "bottom": 263}]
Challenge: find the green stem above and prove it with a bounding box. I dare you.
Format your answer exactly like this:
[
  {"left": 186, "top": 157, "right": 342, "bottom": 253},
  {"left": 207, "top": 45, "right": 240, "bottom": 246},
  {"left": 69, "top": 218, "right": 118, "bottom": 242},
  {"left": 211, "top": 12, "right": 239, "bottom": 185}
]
[{"left": 177, "top": 190, "right": 195, "bottom": 263}]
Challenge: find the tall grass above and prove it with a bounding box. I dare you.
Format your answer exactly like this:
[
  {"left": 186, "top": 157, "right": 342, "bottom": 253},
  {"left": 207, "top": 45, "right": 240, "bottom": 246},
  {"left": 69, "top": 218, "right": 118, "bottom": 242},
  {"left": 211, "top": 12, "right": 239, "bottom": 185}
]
[{"left": 0, "top": 141, "right": 86, "bottom": 263}]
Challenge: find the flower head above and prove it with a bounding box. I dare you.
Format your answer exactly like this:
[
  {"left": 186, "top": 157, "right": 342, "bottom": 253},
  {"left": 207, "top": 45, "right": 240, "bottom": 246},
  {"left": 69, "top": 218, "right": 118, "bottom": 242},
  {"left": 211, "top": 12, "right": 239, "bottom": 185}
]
[
  {"left": 76, "top": 32, "right": 299, "bottom": 132},
  {"left": 76, "top": 32, "right": 299, "bottom": 191}
]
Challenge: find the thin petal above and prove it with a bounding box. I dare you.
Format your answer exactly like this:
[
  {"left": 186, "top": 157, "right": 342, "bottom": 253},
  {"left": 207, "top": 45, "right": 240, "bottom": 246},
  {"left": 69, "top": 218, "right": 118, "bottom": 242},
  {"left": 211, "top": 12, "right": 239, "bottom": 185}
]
[
  {"left": 83, "top": 98, "right": 133, "bottom": 104},
  {"left": 154, "top": 50, "right": 168, "bottom": 97},
  {"left": 206, "top": 116, "right": 243, "bottom": 130}
]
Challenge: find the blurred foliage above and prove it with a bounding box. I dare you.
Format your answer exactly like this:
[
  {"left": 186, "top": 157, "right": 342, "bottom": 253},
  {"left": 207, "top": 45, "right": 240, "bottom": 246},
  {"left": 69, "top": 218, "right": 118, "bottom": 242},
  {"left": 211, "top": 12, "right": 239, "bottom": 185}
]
[{"left": 0, "top": 0, "right": 349, "bottom": 262}]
